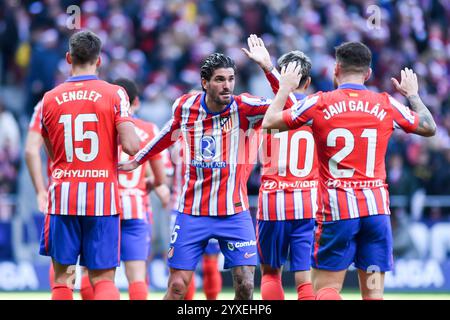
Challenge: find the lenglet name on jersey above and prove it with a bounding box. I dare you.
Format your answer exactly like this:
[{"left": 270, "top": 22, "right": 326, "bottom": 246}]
[
  {"left": 55, "top": 90, "right": 102, "bottom": 105},
  {"left": 323, "top": 100, "right": 387, "bottom": 121}
]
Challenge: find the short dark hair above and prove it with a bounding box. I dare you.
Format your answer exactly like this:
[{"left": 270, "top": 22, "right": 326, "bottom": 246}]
[
  {"left": 278, "top": 51, "right": 312, "bottom": 87},
  {"left": 69, "top": 30, "right": 102, "bottom": 65},
  {"left": 113, "top": 78, "right": 138, "bottom": 104},
  {"left": 335, "top": 42, "right": 372, "bottom": 74},
  {"left": 200, "top": 53, "right": 236, "bottom": 82}
]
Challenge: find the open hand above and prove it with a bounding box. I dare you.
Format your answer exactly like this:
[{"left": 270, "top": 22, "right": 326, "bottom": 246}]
[
  {"left": 241, "top": 34, "right": 273, "bottom": 72},
  {"left": 279, "top": 61, "right": 302, "bottom": 93},
  {"left": 391, "top": 67, "right": 419, "bottom": 97}
]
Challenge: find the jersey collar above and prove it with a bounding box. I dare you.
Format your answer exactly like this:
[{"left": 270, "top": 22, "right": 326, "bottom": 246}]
[
  {"left": 201, "top": 92, "right": 235, "bottom": 115},
  {"left": 338, "top": 83, "right": 367, "bottom": 90},
  {"left": 66, "top": 75, "right": 99, "bottom": 82},
  {"left": 294, "top": 93, "right": 306, "bottom": 100}
]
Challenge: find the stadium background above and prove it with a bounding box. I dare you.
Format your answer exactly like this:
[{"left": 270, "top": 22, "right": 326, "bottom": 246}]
[{"left": 0, "top": 0, "right": 450, "bottom": 298}]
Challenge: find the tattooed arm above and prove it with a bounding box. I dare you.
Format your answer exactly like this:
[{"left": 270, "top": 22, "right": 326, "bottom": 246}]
[
  {"left": 391, "top": 67, "right": 436, "bottom": 137},
  {"left": 406, "top": 94, "right": 436, "bottom": 137}
]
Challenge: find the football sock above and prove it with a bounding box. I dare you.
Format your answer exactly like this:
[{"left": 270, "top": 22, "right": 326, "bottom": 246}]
[
  {"left": 202, "top": 256, "right": 222, "bottom": 300},
  {"left": 261, "top": 273, "right": 284, "bottom": 300},
  {"left": 184, "top": 276, "right": 195, "bottom": 300},
  {"left": 129, "top": 281, "right": 148, "bottom": 300},
  {"left": 94, "top": 280, "right": 120, "bottom": 300},
  {"left": 80, "top": 274, "right": 95, "bottom": 300},
  {"left": 296, "top": 282, "right": 315, "bottom": 300},
  {"left": 315, "top": 287, "right": 342, "bottom": 300},
  {"left": 52, "top": 284, "right": 73, "bottom": 300}
]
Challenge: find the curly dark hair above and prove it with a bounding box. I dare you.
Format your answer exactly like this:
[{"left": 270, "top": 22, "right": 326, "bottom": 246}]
[{"left": 200, "top": 53, "right": 236, "bottom": 82}]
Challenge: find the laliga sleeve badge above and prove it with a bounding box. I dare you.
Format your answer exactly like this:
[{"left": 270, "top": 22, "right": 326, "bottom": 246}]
[{"left": 168, "top": 246, "right": 174, "bottom": 259}]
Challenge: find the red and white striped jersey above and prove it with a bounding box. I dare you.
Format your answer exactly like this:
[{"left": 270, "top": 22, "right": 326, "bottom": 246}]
[
  {"left": 29, "top": 100, "right": 52, "bottom": 180},
  {"left": 135, "top": 91, "right": 271, "bottom": 216},
  {"left": 118, "top": 118, "right": 164, "bottom": 220},
  {"left": 258, "top": 69, "right": 319, "bottom": 221},
  {"left": 282, "top": 83, "right": 419, "bottom": 222},
  {"left": 169, "top": 139, "right": 184, "bottom": 211},
  {"left": 41, "top": 75, "right": 134, "bottom": 216}
]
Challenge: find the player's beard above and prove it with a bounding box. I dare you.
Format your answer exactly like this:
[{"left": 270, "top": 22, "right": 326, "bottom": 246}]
[{"left": 214, "top": 91, "right": 232, "bottom": 106}]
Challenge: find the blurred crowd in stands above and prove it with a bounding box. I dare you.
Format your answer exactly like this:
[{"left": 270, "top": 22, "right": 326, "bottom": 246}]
[{"left": 1, "top": 0, "right": 450, "bottom": 259}]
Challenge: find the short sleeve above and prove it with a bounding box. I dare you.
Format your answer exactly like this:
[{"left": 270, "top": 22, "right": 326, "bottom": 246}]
[
  {"left": 282, "top": 94, "right": 320, "bottom": 129},
  {"left": 388, "top": 95, "right": 419, "bottom": 133}
]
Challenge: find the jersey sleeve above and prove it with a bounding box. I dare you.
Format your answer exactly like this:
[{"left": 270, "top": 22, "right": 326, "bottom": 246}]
[
  {"left": 134, "top": 97, "right": 182, "bottom": 165},
  {"left": 281, "top": 94, "right": 320, "bottom": 129},
  {"left": 239, "top": 93, "right": 272, "bottom": 116},
  {"left": 114, "top": 86, "right": 134, "bottom": 126},
  {"left": 387, "top": 95, "right": 419, "bottom": 133},
  {"left": 145, "top": 124, "right": 164, "bottom": 161},
  {"left": 264, "top": 68, "right": 299, "bottom": 108}
]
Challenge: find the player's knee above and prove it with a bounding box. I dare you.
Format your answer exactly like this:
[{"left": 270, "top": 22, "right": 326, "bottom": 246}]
[
  {"left": 235, "top": 279, "right": 254, "bottom": 299},
  {"left": 168, "top": 278, "right": 188, "bottom": 298}
]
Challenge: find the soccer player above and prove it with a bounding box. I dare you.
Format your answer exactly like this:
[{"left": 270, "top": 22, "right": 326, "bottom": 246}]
[
  {"left": 114, "top": 77, "right": 171, "bottom": 300},
  {"left": 39, "top": 30, "right": 140, "bottom": 300},
  {"left": 26, "top": 100, "right": 95, "bottom": 299},
  {"left": 120, "top": 53, "right": 272, "bottom": 300},
  {"left": 169, "top": 140, "right": 222, "bottom": 300},
  {"left": 243, "top": 35, "right": 317, "bottom": 300},
  {"left": 262, "top": 42, "right": 436, "bottom": 300}
]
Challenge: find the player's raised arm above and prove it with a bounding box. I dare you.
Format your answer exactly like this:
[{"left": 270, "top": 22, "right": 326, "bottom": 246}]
[
  {"left": 262, "top": 61, "right": 302, "bottom": 131},
  {"left": 391, "top": 67, "right": 436, "bottom": 137},
  {"left": 242, "top": 34, "right": 274, "bottom": 73},
  {"left": 243, "top": 34, "right": 298, "bottom": 108}
]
